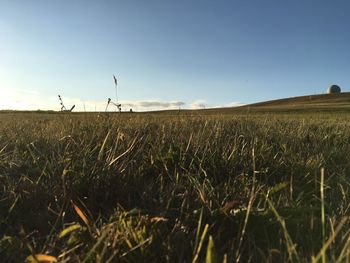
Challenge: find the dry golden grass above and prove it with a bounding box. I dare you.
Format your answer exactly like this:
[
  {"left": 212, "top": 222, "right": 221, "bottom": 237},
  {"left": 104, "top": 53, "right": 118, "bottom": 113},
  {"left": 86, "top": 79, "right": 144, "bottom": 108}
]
[{"left": 1, "top": 109, "right": 350, "bottom": 262}]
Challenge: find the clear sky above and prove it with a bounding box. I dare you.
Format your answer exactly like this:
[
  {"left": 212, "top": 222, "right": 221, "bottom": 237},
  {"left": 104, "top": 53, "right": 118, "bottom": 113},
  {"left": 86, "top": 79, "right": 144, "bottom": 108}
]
[{"left": 1, "top": 0, "right": 350, "bottom": 111}]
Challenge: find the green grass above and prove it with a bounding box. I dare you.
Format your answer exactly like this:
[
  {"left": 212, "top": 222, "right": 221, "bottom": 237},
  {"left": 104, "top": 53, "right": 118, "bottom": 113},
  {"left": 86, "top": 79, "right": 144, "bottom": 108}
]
[{"left": 1, "top": 111, "right": 350, "bottom": 262}]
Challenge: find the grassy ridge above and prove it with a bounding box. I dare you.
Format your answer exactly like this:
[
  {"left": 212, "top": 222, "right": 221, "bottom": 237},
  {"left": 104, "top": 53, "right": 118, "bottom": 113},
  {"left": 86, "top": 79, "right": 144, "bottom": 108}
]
[
  {"left": 243, "top": 92, "right": 350, "bottom": 108},
  {"left": 1, "top": 112, "right": 350, "bottom": 262}
]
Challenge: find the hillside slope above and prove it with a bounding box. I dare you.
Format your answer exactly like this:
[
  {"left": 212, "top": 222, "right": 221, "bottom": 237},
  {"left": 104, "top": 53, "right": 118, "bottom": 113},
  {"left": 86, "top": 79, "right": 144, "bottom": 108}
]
[{"left": 244, "top": 92, "right": 350, "bottom": 109}]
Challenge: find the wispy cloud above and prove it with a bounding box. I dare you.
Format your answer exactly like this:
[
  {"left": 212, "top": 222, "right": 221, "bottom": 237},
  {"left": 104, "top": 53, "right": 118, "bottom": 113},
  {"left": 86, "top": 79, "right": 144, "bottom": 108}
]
[
  {"left": 59, "top": 97, "right": 186, "bottom": 112},
  {"left": 122, "top": 100, "right": 185, "bottom": 109},
  {"left": 18, "top": 89, "right": 41, "bottom": 95},
  {"left": 221, "top": 101, "right": 245, "bottom": 107},
  {"left": 191, "top": 100, "right": 207, "bottom": 109}
]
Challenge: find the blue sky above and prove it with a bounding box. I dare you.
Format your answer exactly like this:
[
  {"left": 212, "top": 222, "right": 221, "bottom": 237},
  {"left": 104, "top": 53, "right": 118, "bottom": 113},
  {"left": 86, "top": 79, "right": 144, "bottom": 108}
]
[{"left": 1, "top": 0, "right": 350, "bottom": 111}]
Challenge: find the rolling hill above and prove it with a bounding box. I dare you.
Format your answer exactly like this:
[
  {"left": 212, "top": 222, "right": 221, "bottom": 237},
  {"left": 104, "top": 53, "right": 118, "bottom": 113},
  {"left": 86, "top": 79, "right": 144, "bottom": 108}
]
[
  {"left": 243, "top": 92, "right": 350, "bottom": 109},
  {"left": 182, "top": 92, "right": 350, "bottom": 115}
]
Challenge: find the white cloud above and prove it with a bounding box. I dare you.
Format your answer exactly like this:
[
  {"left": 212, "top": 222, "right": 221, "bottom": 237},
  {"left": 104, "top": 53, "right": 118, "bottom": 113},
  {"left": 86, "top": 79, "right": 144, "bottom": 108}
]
[
  {"left": 19, "top": 89, "right": 41, "bottom": 95},
  {"left": 121, "top": 100, "right": 185, "bottom": 110},
  {"left": 58, "top": 97, "right": 186, "bottom": 112},
  {"left": 191, "top": 100, "right": 207, "bottom": 109},
  {"left": 220, "top": 101, "right": 245, "bottom": 107}
]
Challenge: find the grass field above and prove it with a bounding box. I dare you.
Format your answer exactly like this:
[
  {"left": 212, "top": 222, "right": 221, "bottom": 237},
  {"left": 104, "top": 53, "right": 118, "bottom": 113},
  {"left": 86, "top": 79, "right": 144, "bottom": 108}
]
[{"left": 1, "top": 105, "right": 350, "bottom": 262}]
